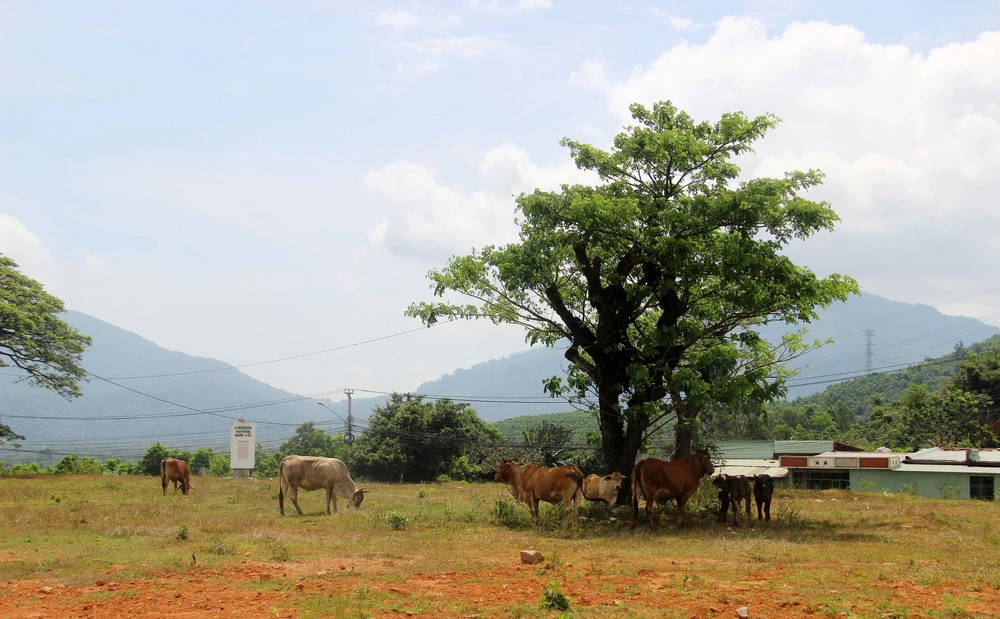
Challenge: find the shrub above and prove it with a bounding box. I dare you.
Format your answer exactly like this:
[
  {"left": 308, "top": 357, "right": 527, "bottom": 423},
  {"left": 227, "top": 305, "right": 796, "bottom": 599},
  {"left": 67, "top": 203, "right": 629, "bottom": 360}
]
[
  {"left": 538, "top": 581, "right": 571, "bottom": 611},
  {"left": 386, "top": 511, "right": 409, "bottom": 530}
]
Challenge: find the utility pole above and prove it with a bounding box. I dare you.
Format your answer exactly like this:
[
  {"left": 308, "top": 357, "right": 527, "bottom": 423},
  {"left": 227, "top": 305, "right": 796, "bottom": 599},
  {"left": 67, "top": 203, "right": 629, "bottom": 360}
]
[
  {"left": 344, "top": 388, "right": 355, "bottom": 446},
  {"left": 863, "top": 329, "right": 875, "bottom": 375}
]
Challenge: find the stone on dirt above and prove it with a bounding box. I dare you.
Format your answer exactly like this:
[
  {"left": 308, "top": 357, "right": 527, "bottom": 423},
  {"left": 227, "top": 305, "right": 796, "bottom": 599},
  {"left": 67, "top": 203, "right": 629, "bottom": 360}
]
[
  {"left": 736, "top": 606, "right": 749, "bottom": 618},
  {"left": 520, "top": 550, "right": 544, "bottom": 564}
]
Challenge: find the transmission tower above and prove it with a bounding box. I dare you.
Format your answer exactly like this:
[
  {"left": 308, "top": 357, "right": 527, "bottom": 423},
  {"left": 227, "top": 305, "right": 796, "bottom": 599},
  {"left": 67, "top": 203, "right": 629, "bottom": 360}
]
[{"left": 863, "top": 329, "right": 875, "bottom": 375}]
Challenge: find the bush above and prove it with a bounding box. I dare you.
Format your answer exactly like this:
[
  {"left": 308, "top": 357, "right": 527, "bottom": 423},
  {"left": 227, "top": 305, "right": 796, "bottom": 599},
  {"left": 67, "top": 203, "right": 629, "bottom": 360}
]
[
  {"left": 55, "top": 454, "right": 104, "bottom": 475},
  {"left": 539, "top": 581, "right": 571, "bottom": 611},
  {"left": 208, "top": 454, "right": 231, "bottom": 477},
  {"left": 493, "top": 499, "right": 521, "bottom": 526},
  {"left": 386, "top": 511, "right": 409, "bottom": 530}
]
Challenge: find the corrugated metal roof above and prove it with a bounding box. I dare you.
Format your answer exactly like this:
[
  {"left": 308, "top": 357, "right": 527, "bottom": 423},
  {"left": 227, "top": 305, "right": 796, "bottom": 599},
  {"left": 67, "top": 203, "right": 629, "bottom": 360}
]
[
  {"left": 712, "top": 441, "right": 776, "bottom": 460},
  {"left": 715, "top": 458, "right": 789, "bottom": 479},
  {"left": 905, "top": 447, "right": 1000, "bottom": 464},
  {"left": 893, "top": 463, "right": 1000, "bottom": 475},
  {"left": 775, "top": 440, "right": 835, "bottom": 454}
]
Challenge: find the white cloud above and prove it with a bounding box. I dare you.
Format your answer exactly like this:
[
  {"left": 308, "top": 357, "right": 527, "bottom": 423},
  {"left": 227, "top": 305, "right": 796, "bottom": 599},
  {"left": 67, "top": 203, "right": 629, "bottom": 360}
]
[
  {"left": 365, "top": 146, "right": 598, "bottom": 259},
  {"left": 375, "top": 8, "right": 422, "bottom": 31},
  {"left": 603, "top": 18, "right": 1000, "bottom": 321},
  {"left": 648, "top": 8, "right": 699, "bottom": 31},
  {"left": 396, "top": 60, "right": 441, "bottom": 75},
  {"left": 568, "top": 59, "right": 609, "bottom": 92},
  {"left": 0, "top": 213, "right": 56, "bottom": 286},
  {"left": 466, "top": 0, "right": 551, "bottom": 14},
  {"left": 400, "top": 35, "right": 508, "bottom": 57}
]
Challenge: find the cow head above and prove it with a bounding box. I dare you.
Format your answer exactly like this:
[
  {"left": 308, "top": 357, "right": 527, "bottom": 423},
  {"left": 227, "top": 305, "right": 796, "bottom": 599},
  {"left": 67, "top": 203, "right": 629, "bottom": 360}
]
[
  {"left": 694, "top": 449, "right": 715, "bottom": 477},
  {"left": 495, "top": 459, "right": 512, "bottom": 483},
  {"left": 712, "top": 474, "right": 727, "bottom": 493},
  {"left": 349, "top": 488, "right": 368, "bottom": 509}
]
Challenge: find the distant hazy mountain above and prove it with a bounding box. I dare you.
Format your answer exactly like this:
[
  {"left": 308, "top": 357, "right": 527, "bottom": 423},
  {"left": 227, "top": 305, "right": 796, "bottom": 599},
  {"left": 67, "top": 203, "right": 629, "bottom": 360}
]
[
  {"left": 328, "top": 292, "right": 999, "bottom": 422},
  {"left": 0, "top": 311, "right": 333, "bottom": 462},
  {"left": 2, "top": 293, "right": 996, "bottom": 462}
]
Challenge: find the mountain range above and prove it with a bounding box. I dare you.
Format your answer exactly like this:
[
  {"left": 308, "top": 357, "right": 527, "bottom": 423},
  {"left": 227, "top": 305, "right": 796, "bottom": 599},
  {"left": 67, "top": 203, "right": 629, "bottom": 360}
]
[{"left": 1, "top": 293, "right": 997, "bottom": 462}]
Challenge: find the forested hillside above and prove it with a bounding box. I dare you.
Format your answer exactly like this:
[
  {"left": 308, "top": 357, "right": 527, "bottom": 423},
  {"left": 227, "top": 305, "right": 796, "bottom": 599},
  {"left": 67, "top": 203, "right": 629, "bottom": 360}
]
[
  {"left": 493, "top": 410, "right": 597, "bottom": 443},
  {"left": 789, "top": 334, "right": 1000, "bottom": 415}
]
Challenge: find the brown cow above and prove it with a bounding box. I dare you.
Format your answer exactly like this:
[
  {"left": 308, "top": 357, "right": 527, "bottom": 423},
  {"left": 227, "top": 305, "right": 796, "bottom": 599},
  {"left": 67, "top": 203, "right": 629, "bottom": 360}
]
[
  {"left": 278, "top": 455, "right": 368, "bottom": 515},
  {"left": 630, "top": 450, "right": 714, "bottom": 530},
  {"left": 160, "top": 457, "right": 191, "bottom": 496},
  {"left": 495, "top": 459, "right": 584, "bottom": 525},
  {"left": 713, "top": 474, "right": 752, "bottom": 526},
  {"left": 583, "top": 472, "right": 628, "bottom": 505}
]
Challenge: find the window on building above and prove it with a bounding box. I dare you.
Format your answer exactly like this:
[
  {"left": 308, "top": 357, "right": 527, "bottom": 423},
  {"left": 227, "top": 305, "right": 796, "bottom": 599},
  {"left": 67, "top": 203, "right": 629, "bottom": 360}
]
[
  {"left": 970, "top": 476, "right": 995, "bottom": 501},
  {"left": 791, "top": 470, "right": 850, "bottom": 490}
]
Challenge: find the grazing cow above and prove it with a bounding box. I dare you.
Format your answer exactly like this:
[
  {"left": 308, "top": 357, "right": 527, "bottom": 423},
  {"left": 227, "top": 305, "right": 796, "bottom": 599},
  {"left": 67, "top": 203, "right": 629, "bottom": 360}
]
[
  {"left": 713, "top": 474, "right": 752, "bottom": 526},
  {"left": 495, "top": 459, "right": 584, "bottom": 525},
  {"left": 630, "top": 450, "right": 714, "bottom": 530},
  {"left": 583, "top": 472, "right": 628, "bottom": 505},
  {"left": 753, "top": 474, "right": 774, "bottom": 521},
  {"left": 278, "top": 455, "right": 368, "bottom": 516},
  {"left": 160, "top": 458, "right": 191, "bottom": 496}
]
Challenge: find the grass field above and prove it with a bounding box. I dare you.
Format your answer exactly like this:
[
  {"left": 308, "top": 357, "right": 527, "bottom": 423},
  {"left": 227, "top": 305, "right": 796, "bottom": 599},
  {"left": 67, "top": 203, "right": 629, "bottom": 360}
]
[{"left": 1, "top": 474, "right": 999, "bottom": 618}]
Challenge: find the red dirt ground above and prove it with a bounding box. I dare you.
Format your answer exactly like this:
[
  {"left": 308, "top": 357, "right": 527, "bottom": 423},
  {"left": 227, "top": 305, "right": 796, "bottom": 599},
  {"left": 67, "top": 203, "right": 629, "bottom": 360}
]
[{"left": 2, "top": 558, "right": 998, "bottom": 618}]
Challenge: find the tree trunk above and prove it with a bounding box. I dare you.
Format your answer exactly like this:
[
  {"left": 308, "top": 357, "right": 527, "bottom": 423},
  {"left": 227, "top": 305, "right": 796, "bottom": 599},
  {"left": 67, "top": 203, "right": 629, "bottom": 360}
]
[
  {"left": 673, "top": 402, "right": 700, "bottom": 458},
  {"left": 595, "top": 377, "right": 649, "bottom": 505}
]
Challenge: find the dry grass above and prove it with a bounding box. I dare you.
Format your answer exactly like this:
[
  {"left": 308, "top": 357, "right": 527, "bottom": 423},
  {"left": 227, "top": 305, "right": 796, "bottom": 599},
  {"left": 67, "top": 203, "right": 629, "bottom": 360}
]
[{"left": 0, "top": 474, "right": 998, "bottom": 617}]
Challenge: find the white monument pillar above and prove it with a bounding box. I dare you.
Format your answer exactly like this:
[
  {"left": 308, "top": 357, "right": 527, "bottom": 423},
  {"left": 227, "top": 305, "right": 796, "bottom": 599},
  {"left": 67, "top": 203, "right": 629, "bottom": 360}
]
[{"left": 230, "top": 417, "right": 256, "bottom": 478}]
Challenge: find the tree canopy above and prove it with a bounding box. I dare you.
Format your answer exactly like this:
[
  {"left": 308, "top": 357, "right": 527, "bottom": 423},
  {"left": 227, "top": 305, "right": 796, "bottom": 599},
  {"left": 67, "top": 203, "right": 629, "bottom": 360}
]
[
  {"left": 407, "top": 101, "right": 858, "bottom": 476},
  {"left": 0, "top": 255, "right": 92, "bottom": 401},
  {"left": 352, "top": 394, "right": 503, "bottom": 482}
]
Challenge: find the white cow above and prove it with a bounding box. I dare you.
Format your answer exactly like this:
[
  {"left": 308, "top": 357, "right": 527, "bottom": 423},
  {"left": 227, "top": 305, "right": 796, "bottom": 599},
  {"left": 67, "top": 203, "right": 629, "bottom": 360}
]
[
  {"left": 278, "top": 455, "right": 368, "bottom": 515},
  {"left": 583, "top": 471, "right": 628, "bottom": 504}
]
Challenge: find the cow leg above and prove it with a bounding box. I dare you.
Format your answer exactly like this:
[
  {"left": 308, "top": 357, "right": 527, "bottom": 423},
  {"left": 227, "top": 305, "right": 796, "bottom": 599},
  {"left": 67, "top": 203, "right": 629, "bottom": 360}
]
[
  {"left": 289, "top": 486, "right": 305, "bottom": 516},
  {"left": 718, "top": 493, "right": 729, "bottom": 523},
  {"left": 764, "top": 497, "right": 771, "bottom": 521},
  {"left": 326, "top": 485, "right": 338, "bottom": 515},
  {"left": 529, "top": 496, "right": 539, "bottom": 525},
  {"left": 744, "top": 497, "right": 751, "bottom": 525},
  {"left": 162, "top": 477, "right": 168, "bottom": 496},
  {"left": 645, "top": 498, "right": 657, "bottom": 530},
  {"left": 677, "top": 492, "right": 695, "bottom": 528},
  {"left": 173, "top": 480, "right": 179, "bottom": 494},
  {"left": 756, "top": 497, "right": 763, "bottom": 520}
]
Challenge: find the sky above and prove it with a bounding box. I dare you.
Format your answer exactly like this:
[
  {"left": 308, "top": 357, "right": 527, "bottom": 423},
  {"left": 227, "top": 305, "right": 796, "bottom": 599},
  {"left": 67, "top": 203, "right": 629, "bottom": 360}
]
[{"left": 2, "top": 0, "right": 1000, "bottom": 401}]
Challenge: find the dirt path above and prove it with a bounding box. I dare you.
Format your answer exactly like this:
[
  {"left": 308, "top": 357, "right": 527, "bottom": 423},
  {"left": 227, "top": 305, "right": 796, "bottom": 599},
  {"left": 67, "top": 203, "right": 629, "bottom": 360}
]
[{"left": 2, "top": 557, "right": 999, "bottom": 618}]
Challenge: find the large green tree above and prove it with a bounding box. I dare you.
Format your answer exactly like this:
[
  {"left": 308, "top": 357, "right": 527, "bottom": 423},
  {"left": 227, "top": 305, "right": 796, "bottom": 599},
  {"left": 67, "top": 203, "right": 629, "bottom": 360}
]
[
  {"left": 0, "top": 255, "right": 91, "bottom": 400},
  {"left": 352, "top": 394, "right": 503, "bottom": 482},
  {"left": 407, "top": 101, "right": 857, "bottom": 477}
]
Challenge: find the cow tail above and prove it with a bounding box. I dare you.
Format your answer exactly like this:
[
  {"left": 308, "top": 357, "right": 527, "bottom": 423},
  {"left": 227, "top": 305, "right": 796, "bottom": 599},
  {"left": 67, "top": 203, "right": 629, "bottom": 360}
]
[
  {"left": 570, "top": 470, "right": 584, "bottom": 508},
  {"left": 631, "top": 460, "right": 644, "bottom": 524},
  {"left": 160, "top": 458, "right": 166, "bottom": 480},
  {"left": 278, "top": 458, "right": 285, "bottom": 514}
]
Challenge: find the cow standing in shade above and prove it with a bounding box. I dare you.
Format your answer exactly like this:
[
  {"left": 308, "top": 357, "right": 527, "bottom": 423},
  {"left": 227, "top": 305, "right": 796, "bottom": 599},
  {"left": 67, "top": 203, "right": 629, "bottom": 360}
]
[
  {"left": 495, "top": 459, "right": 584, "bottom": 525},
  {"left": 160, "top": 458, "right": 191, "bottom": 496},
  {"left": 583, "top": 472, "right": 628, "bottom": 505},
  {"left": 630, "top": 450, "right": 714, "bottom": 530},
  {"left": 278, "top": 455, "right": 368, "bottom": 515},
  {"left": 753, "top": 474, "right": 775, "bottom": 521},
  {"left": 713, "top": 474, "right": 752, "bottom": 526}
]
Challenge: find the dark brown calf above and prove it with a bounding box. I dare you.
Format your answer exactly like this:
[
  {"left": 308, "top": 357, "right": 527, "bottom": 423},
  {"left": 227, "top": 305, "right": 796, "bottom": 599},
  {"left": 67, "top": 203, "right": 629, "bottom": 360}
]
[
  {"left": 160, "top": 458, "right": 191, "bottom": 496},
  {"left": 753, "top": 474, "right": 774, "bottom": 521},
  {"left": 713, "top": 474, "right": 752, "bottom": 526}
]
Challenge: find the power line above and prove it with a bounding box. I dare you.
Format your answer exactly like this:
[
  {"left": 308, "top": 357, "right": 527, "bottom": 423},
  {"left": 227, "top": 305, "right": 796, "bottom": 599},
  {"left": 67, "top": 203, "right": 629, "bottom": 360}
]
[{"left": 102, "top": 321, "right": 452, "bottom": 380}]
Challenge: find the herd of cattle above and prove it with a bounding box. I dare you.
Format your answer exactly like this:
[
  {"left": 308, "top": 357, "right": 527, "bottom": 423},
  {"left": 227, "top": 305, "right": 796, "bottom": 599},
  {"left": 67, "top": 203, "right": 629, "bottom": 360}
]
[{"left": 160, "top": 449, "right": 773, "bottom": 528}]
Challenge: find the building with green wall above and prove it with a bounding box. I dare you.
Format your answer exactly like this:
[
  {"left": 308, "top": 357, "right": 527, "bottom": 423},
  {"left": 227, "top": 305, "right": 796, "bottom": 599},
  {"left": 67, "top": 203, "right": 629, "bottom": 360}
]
[{"left": 780, "top": 447, "right": 999, "bottom": 500}]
